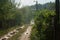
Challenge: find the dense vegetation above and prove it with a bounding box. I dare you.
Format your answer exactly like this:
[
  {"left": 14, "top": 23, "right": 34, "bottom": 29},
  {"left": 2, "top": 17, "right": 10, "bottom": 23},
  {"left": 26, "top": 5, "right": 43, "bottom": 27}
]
[
  {"left": 0, "top": 0, "right": 35, "bottom": 37},
  {"left": 0, "top": 0, "right": 23, "bottom": 36},
  {"left": 30, "top": 2, "right": 55, "bottom": 40},
  {"left": 0, "top": 0, "right": 22, "bottom": 29},
  {"left": 0, "top": 0, "right": 58, "bottom": 40},
  {"left": 0, "top": 0, "right": 33, "bottom": 37},
  {"left": 19, "top": 6, "right": 34, "bottom": 24}
]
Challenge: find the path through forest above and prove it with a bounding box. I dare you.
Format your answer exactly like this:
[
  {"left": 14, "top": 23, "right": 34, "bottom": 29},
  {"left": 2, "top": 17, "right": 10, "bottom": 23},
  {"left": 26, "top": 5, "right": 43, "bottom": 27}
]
[
  {"left": 19, "top": 25, "right": 32, "bottom": 40},
  {"left": 19, "top": 20, "right": 34, "bottom": 40}
]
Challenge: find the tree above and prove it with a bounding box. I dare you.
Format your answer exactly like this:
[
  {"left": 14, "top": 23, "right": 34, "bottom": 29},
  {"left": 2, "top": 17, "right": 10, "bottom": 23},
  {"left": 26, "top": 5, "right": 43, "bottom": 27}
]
[{"left": 0, "top": 0, "right": 22, "bottom": 29}]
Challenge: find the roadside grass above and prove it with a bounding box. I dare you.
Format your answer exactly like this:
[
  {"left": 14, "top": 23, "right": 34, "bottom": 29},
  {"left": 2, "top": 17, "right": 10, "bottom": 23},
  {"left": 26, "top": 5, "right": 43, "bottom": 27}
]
[
  {"left": 0, "top": 25, "right": 21, "bottom": 38},
  {"left": 30, "top": 26, "right": 39, "bottom": 40},
  {"left": 8, "top": 24, "right": 28, "bottom": 40}
]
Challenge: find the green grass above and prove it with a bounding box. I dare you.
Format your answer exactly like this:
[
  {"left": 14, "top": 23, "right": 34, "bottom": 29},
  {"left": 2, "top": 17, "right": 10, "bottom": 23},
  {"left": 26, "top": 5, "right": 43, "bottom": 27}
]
[{"left": 30, "top": 26, "right": 40, "bottom": 40}]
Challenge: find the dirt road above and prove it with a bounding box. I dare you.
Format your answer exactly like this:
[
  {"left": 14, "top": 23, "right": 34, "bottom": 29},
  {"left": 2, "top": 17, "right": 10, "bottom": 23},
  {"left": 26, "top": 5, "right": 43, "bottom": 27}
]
[
  {"left": 19, "top": 26, "right": 32, "bottom": 40},
  {"left": 0, "top": 25, "right": 24, "bottom": 40}
]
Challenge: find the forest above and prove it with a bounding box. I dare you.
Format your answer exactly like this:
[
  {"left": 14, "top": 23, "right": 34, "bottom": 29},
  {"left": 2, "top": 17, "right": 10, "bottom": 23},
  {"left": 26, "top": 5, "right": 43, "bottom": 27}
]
[
  {"left": 30, "top": 1, "right": 55, "bottom": 40},
  {"left": 0, "top": 0, "right": 36, "bottom": 37},
  {"left": 0, "top": 0, "right": 33, "bottom": 37},
  {"left": 0, "top": 0, "right": 59, "bottom": 40}
]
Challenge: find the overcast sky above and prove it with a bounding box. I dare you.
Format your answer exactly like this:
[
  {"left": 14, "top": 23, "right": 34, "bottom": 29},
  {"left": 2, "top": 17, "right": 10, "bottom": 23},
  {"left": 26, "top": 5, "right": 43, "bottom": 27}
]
[{"left": 15, "top": 0, "right": 55, "bottom": 8}]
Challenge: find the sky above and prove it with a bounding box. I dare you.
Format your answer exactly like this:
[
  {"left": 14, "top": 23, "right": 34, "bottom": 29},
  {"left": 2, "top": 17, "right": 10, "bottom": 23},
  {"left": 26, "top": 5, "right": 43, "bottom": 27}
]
[{"left": 15, "top": 0, "right": 55, "bottom": 8}]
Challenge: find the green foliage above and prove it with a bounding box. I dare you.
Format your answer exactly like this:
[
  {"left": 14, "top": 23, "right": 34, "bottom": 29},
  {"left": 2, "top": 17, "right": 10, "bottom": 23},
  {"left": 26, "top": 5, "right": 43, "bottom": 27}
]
[
  {"left": 30, "top": 25, "right": 40, "bottom": 40},
  {"left": 0, "top": 0, "right": 36, "bottom": 36},
  {"left": 0, "top": 0, "right": 22, "bottom": 31},
  {"left": 0, "top": 0, "right": 24, "bottom": 37},
  {"left": 30, "top": 9, "right": 55, "bottom": 40},
  {"left": 19, "top": 6, "right": 35, "bottom": 24}
]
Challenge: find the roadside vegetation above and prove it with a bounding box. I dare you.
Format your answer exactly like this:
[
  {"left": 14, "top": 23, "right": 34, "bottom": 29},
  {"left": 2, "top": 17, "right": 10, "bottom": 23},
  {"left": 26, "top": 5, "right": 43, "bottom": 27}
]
[
  {"left": 8, "top": 24, "right": 28, "bottom": 40},
  {"left": 0, "top": 0, "right": 33, "bottom": 37},
  {"left": 30, "top": 2, "right": 55, "bottom": 40},
  {"left": 0, "top": 0, "right": 57, "bottom": 40}
]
